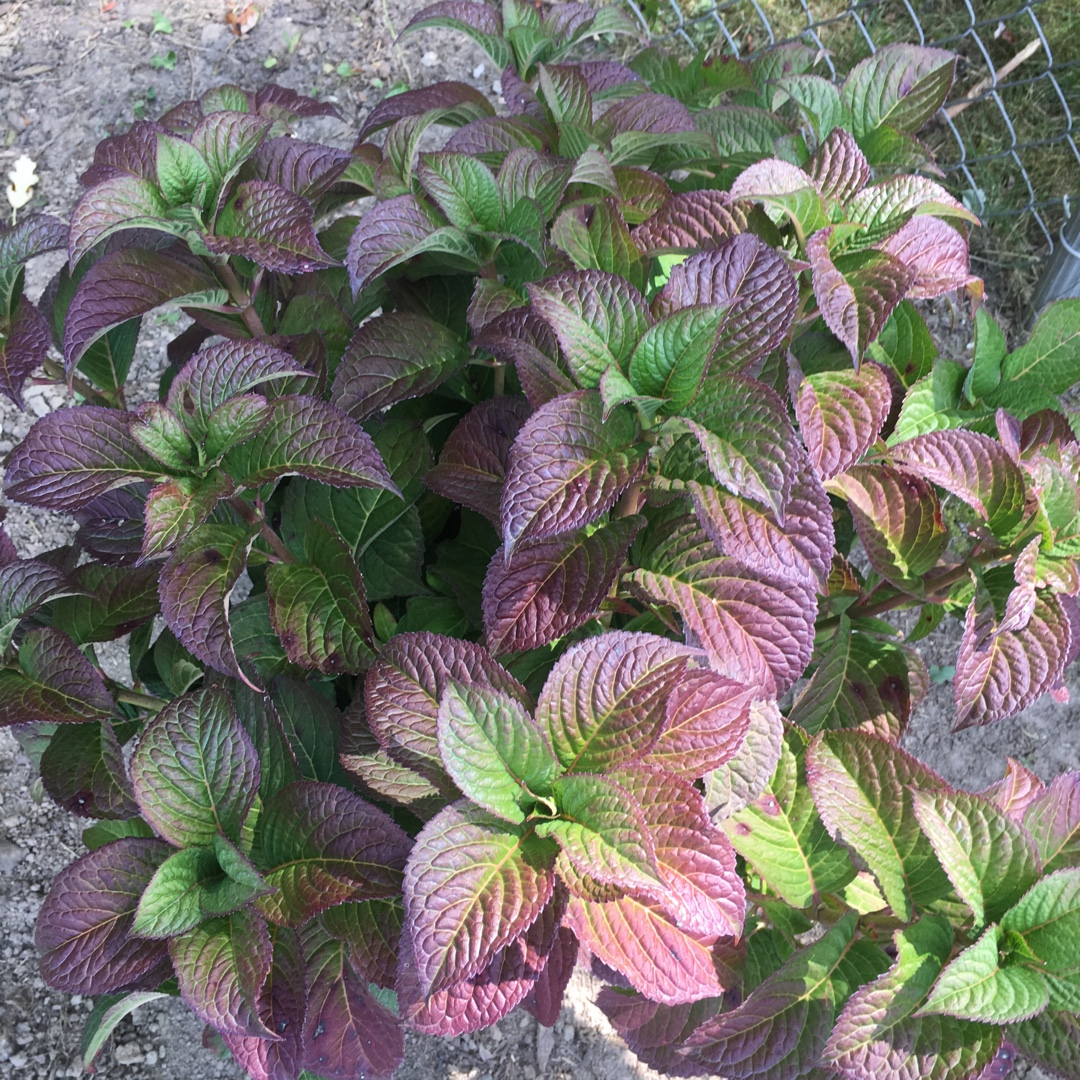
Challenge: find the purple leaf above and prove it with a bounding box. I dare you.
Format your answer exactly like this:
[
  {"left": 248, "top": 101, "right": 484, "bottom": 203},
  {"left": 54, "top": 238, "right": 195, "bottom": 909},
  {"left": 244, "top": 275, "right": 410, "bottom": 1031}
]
[
  {"left": 365, "top": 631, "right": 528, "bottom": 795},
  {"left": 828, "top": 465, "right": 948, "bottom": 595},
  {"left": 129, "top": 685, "right": 258, "bottom": 847},
  {"left": 824, "top": 917, "right": 1001, "bottom": 1080},
  {"left": 796, "top": 363, "right": 892, "bottom": 480},
  {"left": 683, "top": 373, "right": 801, "bottom": 517},
  {"left": 575, "top": 60, "right": 645, "bottom": 95},
  {"left": 426, "top": 397, "right": 533, "bottom": 523},
  {"left": 62, "top": 247, "right": 226, "bottom": 373},
  {"left": 221, "top": 926, "right": 306, "bottom": 1080},
  {"left": 879, "top": 217, "right": 981, "bottom": 300},
  {"left": 527, "top": 270, "right": 652, "bottom": 389},
  {"left": 256, "top": 780, "right": 410, "bottom": 927},
  {"left": 596, "top": 93, "right": 696, "bottom": 138},
  {"left": 158, "top": 523, "right": 255, "bottom": 686},
  {"left": 40, "top": 718, "right": 138, "bottom": 820},
  {"left": 806, "top": 730, "right": 951, "bottom": 920},
  {"left": 251, "top": 136, "right": 352, "bottom": 200},
  {"left": 303, "top": 928, "right": 404, "bottom": 1080},
  {"left": 0, "top": 558, "right": 84, "bottom": 637},
  {"left": 3, "top": 406, "right": 163, "bottom": 511},
  {"left": 445, "top": 115, "right": 548, "bottom": 158},
  {"left": 36, "top": 837, "right": 172, "bottom": 994},
  {"left": 653, "top": 234, "right": 799, "bottom": 371},
  {"left": 404, "top": 800, "right": 557, "bottom": 996},
  {"left": 534, "top": 631, "right": 696, "bottom": 773},
  {"left": 170, "top": 909, "right": 275, "bottom": 1039},
  {"left": 473, "top": 306, "right": 576, "bottom": 407},
  {"left": 523, "top": 925, "right": 577, "bottom": 1026},
  {"left": 222, "top": 396, "right": 397, "bottom": 493},
  {"left": 704, "top": 698, "right": 784, "bottom": 819},
  {"left": 631, "top": 513, "right": 816, "bottom": 694},
  {"left": 331, "top": 311, "right": 466, "bottom": 422},
  {"left": 888, "top": 429, "right": 1026, "bottom": 536},
  {"left": 1023, "top": 772, "right": 1080, "bottom": 873},
  {"left": 980, "top": 758, "right": 1046, "bottom": 823},
  {"left": 0, "top": 297, "right": 51, "bottom": 407},
  {"left": 205, "top": 181, "right": 336, "bottom": 274},
  {"left": 73, "top": 486, "right": 147, "bottom": 565},
  {"left": 320, "top": 898, "right": 402, "bottom": 989},
  {"left": 0, "top": 626, "right": 116, "bottom": 727},
  {"left": 359, "top": 80, "right": 495, "bottom": 140},
  {"left": 633, "top": 190, "right": 749, "bottom": 256},
  {"left": 501, "top": 389, "right": 647, "bottom": 551},
  {"left": 0, "top": 212, "right": 69, "bottom": 265},
  {"left": 254, "top": 84, "right": 341, "bottom": 121},
  {"left": 808, "top": 229, "right": 914, "bottom": 366},
  {"left": 484, "top": 518, "right": 642, "bottom": 655},
  {"left": 728, "top": 158, "right": 829, "bottom": 239},
  {"left": 804, "top": 128, "right": 870, "bottom": 203},
  {"left": 68, "top": 175, "right": 177, "bottom": 267},
  {"left": 566, "top": 893, "right": 741, "bottom": 1006},
  {"left": 954, "top": 586, "right": 1072, "bottom": 730}
]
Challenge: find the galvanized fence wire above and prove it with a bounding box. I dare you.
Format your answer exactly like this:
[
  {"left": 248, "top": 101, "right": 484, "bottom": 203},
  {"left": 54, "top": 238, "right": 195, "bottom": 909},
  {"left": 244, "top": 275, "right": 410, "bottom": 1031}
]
[{"left": 623, "top": 0, "right": 1079, "bottom": 253}]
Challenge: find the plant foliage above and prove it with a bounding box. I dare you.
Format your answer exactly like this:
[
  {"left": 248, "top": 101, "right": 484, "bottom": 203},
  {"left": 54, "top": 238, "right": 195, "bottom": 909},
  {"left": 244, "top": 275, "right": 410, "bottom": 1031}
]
[{"left": 3, "top": 5, "right": 1080, "bottom": 1078}]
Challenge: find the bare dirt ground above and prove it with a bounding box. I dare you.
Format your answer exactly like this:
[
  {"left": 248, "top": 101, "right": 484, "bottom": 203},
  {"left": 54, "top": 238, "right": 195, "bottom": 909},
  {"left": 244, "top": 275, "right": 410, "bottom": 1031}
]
[{"left": 0, "top": 2, "right": 1074, "bottom": 1078}]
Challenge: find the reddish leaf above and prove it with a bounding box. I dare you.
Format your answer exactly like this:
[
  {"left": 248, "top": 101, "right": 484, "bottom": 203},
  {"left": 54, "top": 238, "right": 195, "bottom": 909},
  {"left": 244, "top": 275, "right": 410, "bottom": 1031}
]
[
  {"left": 704, "top": 698, "right": 785, "bottom": 819},
  {"left": 68, "top": 174, "right": 175, "bottom": 267},
  {"left": 359, "top": 80, "right": 495, "bottom": 139},
  {"left": 805, "top": 128, "right": 870, "bottom": 203},
  {"left": 474, "top": 306, "right": 576, "bottom": 408},
  {"left": 523, "top": 925, "right": 577, "bottom": 1026},
  {"left": 0, "top": 297, "right": 51, "bottom": 407},
  {"left": 979, "top": 758, "right": 1046, "bottom": 823},
  {"left": 633, "top": 190, "right": 749, "bottom": 255},
  {"left": 320, "top": 898, "right": 402, "bottom": 989},
  {"left": 879, "top": 216, "right": 980, "bottom": 299},
  {"left": 483, "top": 518, "right": 642, "bottom": 655},
  {"left": 1023, "top": 772, "right": 1080, "bottom": 873}
]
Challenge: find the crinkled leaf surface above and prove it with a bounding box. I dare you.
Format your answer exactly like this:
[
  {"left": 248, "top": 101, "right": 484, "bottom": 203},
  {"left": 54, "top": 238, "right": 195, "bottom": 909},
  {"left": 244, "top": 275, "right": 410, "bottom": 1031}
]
[
  {"left": 1008, "top": 1009, "right": 1080, "bottom": 1080},
  {"left": 40, "top": 719, "right": 137, "bottom": 819},
  {"left": 842, "top": 45, "right": 956, "bottom": 136},
  {"left": 705, "top": 698, "right": 784, "bottom": 819},
  {"left": 1024, "top": 772, "right": 1080, "bottom": 873},
  {"left": 633, "top": 189, "right": 748, "bottom": 255}
]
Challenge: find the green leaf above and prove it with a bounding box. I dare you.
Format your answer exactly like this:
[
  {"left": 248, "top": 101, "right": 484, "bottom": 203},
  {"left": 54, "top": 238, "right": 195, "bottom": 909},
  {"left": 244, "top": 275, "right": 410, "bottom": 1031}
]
[
  {"left": 82, "top": 991, "right": 168, "bottom": 1071},
  {"left": 551, "top": 199, "right": 647, "bottom": 294},
  {"left": 628, "top": 305, "right": 726, "bottom": 409},
  {"left": 912, "top": 788, "right": 1040, "bottom": 928},
  {"left": 889, "top": 358, "right": 983, "bottom": 444},
  {"left": 843, "top": 46, "right": 956, "bottom": 137},
  {"left": 418, "top": 152, "right": 503, "bottom": 233},
  {"left": 919, "top": 924, "right": 1049, "bottom": 1024},
  {"left": 724, "top": 729, "right": 856, "bottom": 908},
  {"left": 156, "top": 133, "right": 213, "bottom": 209},
  {"left": 867, "top": 300, "right": 938, "bottom": 387},
  {"left": 993, "top": 298, "right": 1080, "bottom": 416},
  {"left": 266, "top": 520, "right": 374, "bottom": 675},
  {"left": 536, "top": 773, "right": 660, "bottom": 892},
  {"left": 964, "top": 307, "right": 1007, "bottom": 403},
  {"left": 1009, "top": 1009, "right": 1080, "bottom": 1080},
  {"left": 436, "top": 680, "right": 560, "bottom": 824}
]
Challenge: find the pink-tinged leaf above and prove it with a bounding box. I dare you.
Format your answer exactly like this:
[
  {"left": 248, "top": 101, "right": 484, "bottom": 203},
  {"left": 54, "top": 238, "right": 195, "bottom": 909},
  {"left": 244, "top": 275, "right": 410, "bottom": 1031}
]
[
  {"left": 400, "top": 893, "right": 564, "bottom": 1037},
  {"left": 806, "top": 730, "right": 951, "bottom": 920},
  {"left": 129, "top": 685, "right": 257, "bottom": 848},
  {"left": 728, "top": 157, "right": 828, "bottom": 239},
  {"left": 685, "top": 914, "right": 859, "bottom": 1079},
  {"left": 999, "top": 538, "right": 1041, "bottom": 635},
  {"left": 468, "top": 278, "right": 526, "bottom": 337},
  {"left": 62, "top": 248, "right": 226, "bottom": 374},
  {"left": 653, "top": 234, "right": 799, "bottom": 371},
  {"left": 0, "top": 212, "right": 69, "bottom": 265},
  {"left": 1024, "top": 772, "right": 1080, "bottom": 873},
  {"left": 222, "top": 396, "right": 397, "bottom": 493},
  {"left": 805, "top": 128, "right": 870, "bottom": 203},
  {"left": 879, "top": 217, "right": 980, "bottom": 300},
  {"left": 980, "top": 758, "right": 1046, "bottom": 824},
  {"left": 365, "top": 632, "right": 528, "bottom": 795},
  {"left": 705, "top": 698, "right": 784, "bottom": 819},
  {"left": 204, "top": 180, "right": 335, "bottom": 273},
  {"left": 404, "top": 800, "right": 557, "bottom": 996},
  {"left": 36, "top": 838, "right": 172, "bottom": 994},
  {"left": 535, "top": 631, "right": 695, "bottom": 773},
  {"left": 68, "top": 174, "right": 177, "bottom": 266},
  {"left": 359, "top": 79, "right": 495, "bottom": 139},
  {"left": 501, "top": 389, "right": 647, "bottom": 551},
  {"left": 483, "top": 518, "right": 642, "bottom": 655},
  {"left": 566, "top": 894, "right": 741, "bottom": 1006},
  {"left": 142, "top": 472, "right": 236, "bottom": 562},
  {"left": 888, "top": 429, "right": 1026, "bottom": 536},
  {"left": 475, "top": 306, "right": 576, "bottom": 408},
  {"left": 158, "top": 524, "right": 256, "bottom": 687},
  {"left": 630, "top": 513, "right": 815, "bottom": 694},
  {"left": 796, "top": 363, "right": 892, "bottom": 480},
  {"left": 331, "top": 311, "right": 467, "bottom": 422},
  {"left": 166, "top": 338, "right": 311, "bottom": 435},
  {"left": 321, "top": 898, "right": 402, "bottom": 989},
  {"left": 0, "top": 626, "right": 115, "bottom": 727},
  {"left": 912, "top": 788, "right": 1040, "bottom": 929},
  {"left": 426, "top": 397, "right": 533, "bottom": 524},
  {"left": 303, "top": 929, "right": 404, "bottom": 1080},
  {"left": 170, "top": 909, "right": 274, "bottom": 1039},
  {"left": 615, "top": 764, "right": 745, "bottom": 938},
  {"left": 807, "top": 229, "right": 914, "bottom": 366},
  {"left": 825, "top": 917, "right": 1001, "bottom": 1080},
  {"left": 523, "top": 925, "right": 577, "bottom": 1026},
  {"left": 633, "top": 190, "right": 749, "bottom": 256},
  {"left": 251, "top": 136, "right": 352, "bottom": 199},
  {"left": 642, "top": 668, "right": 754, "bottom": 777},
  {"left": 256, "top": 781, "right": 410, "bottom": 927},
  {"left": 3, "top": 406, "right": 163, "bottom": 511},
  {"left": 842, "top": 44, "right": 957, "bottom": 136},
  {"left": 528, "top": 270, "right": 652, "bottom": 389},
  {"left": 221, "top": 926, "right": 306, "bottom": 1080},
  {"left": 828, "top": 465, "right": 947, "bottom": 595},
  {"left": 954, "top": 587, "right": 1071, "bottom": 730},
  {"left": 683, "top": 374, "right": 800, "bottom": 517},
  {"left": 0, "top": 297, "right": 50, "bottom": 407},
  {"left": 442, "top": 114, "right": 550, "bottom": 156},
  {"left": 845, "top": 175, "right": 979, "bottom": 247}
]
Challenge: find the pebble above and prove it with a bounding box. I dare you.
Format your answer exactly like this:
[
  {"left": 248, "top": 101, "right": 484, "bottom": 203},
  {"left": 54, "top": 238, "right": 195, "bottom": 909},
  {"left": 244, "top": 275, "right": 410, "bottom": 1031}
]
[
  {"left": 114, "top": 1043, "right": 145, "bottom": 1065},
  {"left": 0, "top": 837, "right": 26, "bottom": 873},
  {"left": 145, "top": 1050, "right": 159, "bottom": 1066},
  {"left": 473, "top": 63, "right": 485, "bottom": 79},
  {"left": 421, "top": 50, "right": 439, "bottom": 67}
]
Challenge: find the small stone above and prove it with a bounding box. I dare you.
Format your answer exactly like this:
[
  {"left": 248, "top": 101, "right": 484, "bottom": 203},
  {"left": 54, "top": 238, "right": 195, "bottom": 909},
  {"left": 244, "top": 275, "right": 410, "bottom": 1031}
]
[
  {"left": 421, "top": 50, "right": 438, "bottom": 67},
  {"left": 488, "top": 1027, "right": 503, "bottom": 1042},
  {"left": 560, "top": 1023, "right": 575, "bottom": 1043},
  {"left": 8, "top": 1054, "right": 28, "bottom": 1070},
  {"left": 535, "top": 1025, "right": 555, "bottom": 1072},
  {"left": 478, "top": 1044, "right": 493, "bottom": 1062},
  {"left": 473, "top": 63, "right": 485, "bottom": 79},
  {"left": 113, "top": 1044, "right": 145, "bottom": 1066},
  {"left": 0, "top": 838, "right": 26, "bottom": 874},
  {"left": 492, "top": 80, "right": 502, "bottom": 95},
  {"left": 144, "top": 1050, "right": 159, "bottom": 1066}
]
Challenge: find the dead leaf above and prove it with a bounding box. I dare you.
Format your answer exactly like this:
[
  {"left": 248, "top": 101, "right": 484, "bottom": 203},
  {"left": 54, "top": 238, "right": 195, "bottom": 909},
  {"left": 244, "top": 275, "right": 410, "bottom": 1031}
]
[{"left": 226, "top": 2, "right": 260, "bottom": 36}]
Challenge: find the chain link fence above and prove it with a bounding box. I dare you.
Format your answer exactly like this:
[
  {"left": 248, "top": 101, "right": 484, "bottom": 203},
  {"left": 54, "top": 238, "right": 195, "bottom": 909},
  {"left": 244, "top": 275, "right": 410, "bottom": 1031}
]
[{"left": 624, "top": 0, "right": 1079, "bottom": 298}]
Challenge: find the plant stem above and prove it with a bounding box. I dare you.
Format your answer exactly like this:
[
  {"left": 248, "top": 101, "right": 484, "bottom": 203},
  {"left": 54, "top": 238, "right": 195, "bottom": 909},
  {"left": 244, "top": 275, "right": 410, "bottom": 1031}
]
[
  {"left": 117, "top": 690, "right": 169, "bottom": 713},
  {"left": 216, "top": 258, "right": 268, "bottom": 338},
  {"left": 229, "top": 496, "right": 295, "bottom": 563},
  {"left": 492, "top": 363, "right": 505, "bottom": 396},
  {"left": 615, "top": 481, "right": 646, "bottom": 518}
]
